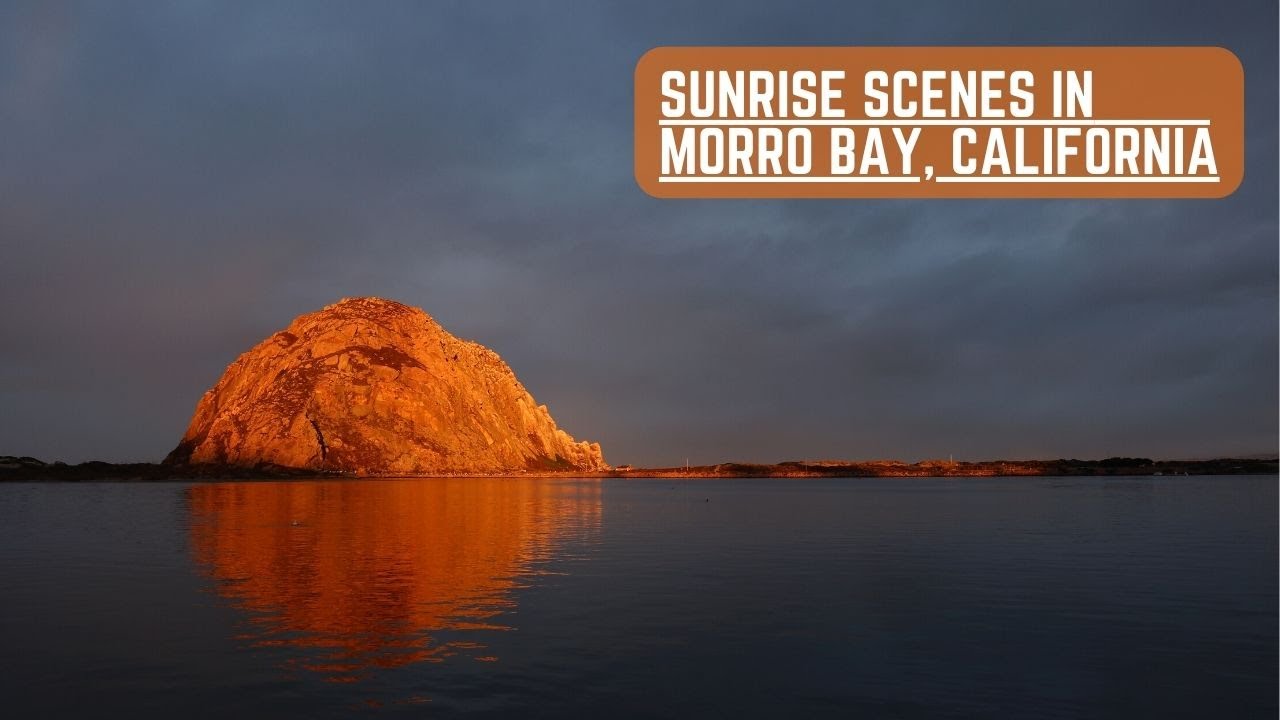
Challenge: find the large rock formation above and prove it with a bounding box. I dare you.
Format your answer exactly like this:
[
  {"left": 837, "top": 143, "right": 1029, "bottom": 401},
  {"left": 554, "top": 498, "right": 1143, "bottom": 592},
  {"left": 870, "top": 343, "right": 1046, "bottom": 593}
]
[{"left": 166, "top": 297, "right": 607, "bottom": 475}]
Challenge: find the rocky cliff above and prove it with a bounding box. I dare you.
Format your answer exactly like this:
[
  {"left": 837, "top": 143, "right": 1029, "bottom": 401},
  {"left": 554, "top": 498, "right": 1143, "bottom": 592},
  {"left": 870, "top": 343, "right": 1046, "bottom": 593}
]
[{"left": 165, "top": 297, "right": 607, "bottom": 475}]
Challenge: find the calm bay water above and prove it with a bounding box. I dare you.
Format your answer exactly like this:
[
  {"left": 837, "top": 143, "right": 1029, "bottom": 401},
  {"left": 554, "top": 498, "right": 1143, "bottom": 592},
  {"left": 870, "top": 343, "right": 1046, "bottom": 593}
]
[{"left": 0, "top": 476, "right": 1274, "bottom": 718}]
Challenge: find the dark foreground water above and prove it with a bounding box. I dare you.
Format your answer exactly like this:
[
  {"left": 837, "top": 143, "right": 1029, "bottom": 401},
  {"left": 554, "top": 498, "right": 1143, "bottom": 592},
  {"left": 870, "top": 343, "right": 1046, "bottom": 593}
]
[{"left": 0, "top": 477, "right": 1274, "bottom": 718}]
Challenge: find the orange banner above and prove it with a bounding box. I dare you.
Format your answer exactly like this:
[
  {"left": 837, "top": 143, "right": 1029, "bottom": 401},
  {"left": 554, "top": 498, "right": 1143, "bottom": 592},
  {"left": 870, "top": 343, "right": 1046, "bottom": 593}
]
[{"left": 634, "top": 47, "right": 1243, "bottom": 199}]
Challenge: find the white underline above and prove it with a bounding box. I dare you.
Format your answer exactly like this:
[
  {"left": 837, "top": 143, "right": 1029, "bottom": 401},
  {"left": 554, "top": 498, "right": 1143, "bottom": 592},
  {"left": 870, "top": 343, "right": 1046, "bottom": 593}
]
[
  {"left": 658, "top": 176, "right": 921, "bottom": 183},
  {"left": 657, "top": 175, "right": 1221, "bottom": 184},
  {"left": 935, "top": 175, "right": 1221, "bottom": 183},
  {"left": 659, "top": 119, "right": 1212, "bottom": 127}
]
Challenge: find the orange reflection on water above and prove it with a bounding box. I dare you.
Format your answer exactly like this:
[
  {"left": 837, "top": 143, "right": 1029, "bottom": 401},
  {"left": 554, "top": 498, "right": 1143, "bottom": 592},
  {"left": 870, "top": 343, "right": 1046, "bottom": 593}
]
[{"left": 186, "top": 478, "right": 600, "bottom": 683}]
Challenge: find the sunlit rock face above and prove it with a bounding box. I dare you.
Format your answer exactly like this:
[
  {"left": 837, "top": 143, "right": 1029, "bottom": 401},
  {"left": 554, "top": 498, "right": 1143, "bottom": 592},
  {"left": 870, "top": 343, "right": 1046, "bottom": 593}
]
[
  {"left": 186, "top": 479, "right": 602, "bottom": 682},
  {"left": 166, "top": 297, "right": 607, "bottom": 475}
]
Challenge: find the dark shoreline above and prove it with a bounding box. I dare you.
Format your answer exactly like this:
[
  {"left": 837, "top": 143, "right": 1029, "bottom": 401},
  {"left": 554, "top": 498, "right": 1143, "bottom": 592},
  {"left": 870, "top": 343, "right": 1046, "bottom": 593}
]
[
  {"left": 615, "top": 458, "right": 1279, "bottom": 478},
  {"left": 2, "top": 455, "right": 1275, "bottom": 482}
]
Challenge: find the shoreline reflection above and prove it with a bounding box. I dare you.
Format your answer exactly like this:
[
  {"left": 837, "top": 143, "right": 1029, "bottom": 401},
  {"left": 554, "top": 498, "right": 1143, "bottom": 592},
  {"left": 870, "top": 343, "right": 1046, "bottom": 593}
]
[{"left": 186, "top": 478, "right": 601, "bottom": 683}]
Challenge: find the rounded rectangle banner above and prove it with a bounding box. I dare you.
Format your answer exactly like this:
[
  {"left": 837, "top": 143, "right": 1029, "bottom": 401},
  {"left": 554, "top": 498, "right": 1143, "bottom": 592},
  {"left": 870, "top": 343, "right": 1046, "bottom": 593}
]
[{"left": 634, "top": 47, "right": 1243, "bottom": 199}]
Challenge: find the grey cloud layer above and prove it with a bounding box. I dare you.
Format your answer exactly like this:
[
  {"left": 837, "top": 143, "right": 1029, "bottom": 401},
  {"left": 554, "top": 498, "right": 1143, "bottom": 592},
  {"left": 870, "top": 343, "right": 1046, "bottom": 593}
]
[{"left": 0, "top": 1, "right": 1275, "bottom": 463}]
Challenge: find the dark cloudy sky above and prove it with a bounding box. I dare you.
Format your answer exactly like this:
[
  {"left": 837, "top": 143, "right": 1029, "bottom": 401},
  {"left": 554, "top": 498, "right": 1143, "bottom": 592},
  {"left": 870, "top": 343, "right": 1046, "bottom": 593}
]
[{"left": 1, "top": 1, "right": 1275, "bottom": 465}]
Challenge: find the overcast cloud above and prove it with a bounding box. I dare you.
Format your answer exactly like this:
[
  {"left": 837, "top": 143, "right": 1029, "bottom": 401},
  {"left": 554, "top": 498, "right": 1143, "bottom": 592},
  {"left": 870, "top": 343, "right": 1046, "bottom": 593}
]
[{"left": 0, "top": 0, "right": 1275, "bottom": 464}]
